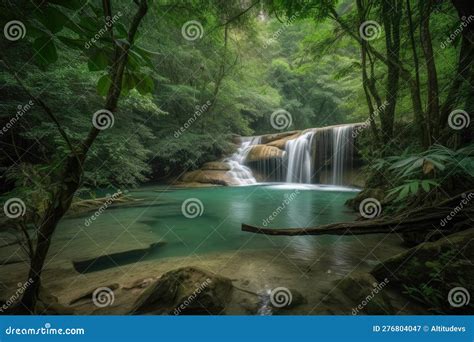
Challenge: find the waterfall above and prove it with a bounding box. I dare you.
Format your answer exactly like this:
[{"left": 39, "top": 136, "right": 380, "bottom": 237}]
[
  {"left": 285, "top": 131, "right": 315, "bottom": 183},
  {"left": 224, "top": 136, "right": 261, "bottom": 185},
  {"left": 331, "top": 125, "right": 354, "bottom": 185},
  {"left": 222, "top": 124, "right": 357, "bottom": 186}
]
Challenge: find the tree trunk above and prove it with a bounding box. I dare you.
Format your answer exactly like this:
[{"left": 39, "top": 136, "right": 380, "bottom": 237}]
[
  {"left": 242, "top": 191, "right": 473, "bottom": 236},
  {"left": 419, "top": 0, "right": 440, "bottom": 141},
  {"left": 15, "top": 0, "right": 149, "bottom": 314},
  {"left": 380, "top": 0, "right": 402, "bottom": 144},
  {"left": 19, "top": 155, "right": 82, "bottom": 311},
  {"left": 357, "top": 0, "right": 380, "bottom": 143},
  {"left": 406, "top": 0, "right": 428, "bottom": 146}
]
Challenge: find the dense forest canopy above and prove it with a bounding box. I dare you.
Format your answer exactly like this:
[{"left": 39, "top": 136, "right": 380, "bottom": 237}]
[{"left": 0, "top": 0, "right": 473, "bottom": 312}]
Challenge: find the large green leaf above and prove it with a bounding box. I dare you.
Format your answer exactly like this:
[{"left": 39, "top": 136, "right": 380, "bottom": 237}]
[
  {"left": 33, "top": 36, "right": 58, "bottom": 66},
  {"left": 97, "top": 74, "right": 111, "bottom": 96},
  {"left": 57, "top": 36, "right": 86, "bottom": 50},
  {"left": 36, "top": 6, "right": 70, "bottom": 33},
  {"left": 88, "top": 50, "right": 110, "bottom": 71},
  {"left": 135, "top": 74, "right": 155, "bottom": 95}
]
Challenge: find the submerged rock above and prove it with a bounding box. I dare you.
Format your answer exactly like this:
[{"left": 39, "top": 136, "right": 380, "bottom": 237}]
[{"left": 132, "top": 266, "right": 233, "bottom": 315}]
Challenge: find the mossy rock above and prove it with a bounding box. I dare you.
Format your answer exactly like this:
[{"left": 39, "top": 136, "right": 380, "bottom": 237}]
[{"left": 132, "top": 267, "right": 233, "bottom": 315}]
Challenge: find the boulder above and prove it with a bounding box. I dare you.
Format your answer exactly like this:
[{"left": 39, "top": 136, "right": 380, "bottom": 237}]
[
  {"left": 259, "top": 131, "right": 300, "bottom": 144},
  {"left": 266, "top": 133, "right": 300, "bottom": 149},
  {"left": 321, "top": 273, "right": 395, "bottom": 315},
  {"left": 245, "top": 145, "right": 285, "bottom": 163},
  {"left": 181, "top": 170, "right": 240, "bottom": 186},
  {"left": 132, "top": 267, "right": 233, "bottom": 315},
  {"left": 372, "top": 228, "right": 474, "bottom": 313},
  {"left": 201, "top": 161, "right": 231, "bottom": 171}
]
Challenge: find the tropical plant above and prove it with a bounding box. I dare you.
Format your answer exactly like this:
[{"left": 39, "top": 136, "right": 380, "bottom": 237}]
[{"left": 373, "top": 144, "right": 474, "bottom": 203}]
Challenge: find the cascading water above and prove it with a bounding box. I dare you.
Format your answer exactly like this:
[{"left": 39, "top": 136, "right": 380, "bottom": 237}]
[
  {"left": 222, "top": 124, "right": 357, "bottom": 186},
  {"left": 331, "top": 125, "right": 354, "bottom": 185},
  {"left": 285, "top": 131, "right": 316, "bottom": 183},
  {"left": 224, "top": 136, "right": 261, "bottom": 185}
]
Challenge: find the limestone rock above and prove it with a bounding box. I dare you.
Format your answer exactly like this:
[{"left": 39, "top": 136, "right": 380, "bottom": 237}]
[
  {"left": 266, "top": 133, "right": 300, "bottom": 149},
  {"left": 245, "top": 145, "right": 285, "bottom": 163},
  {"left": 201, "top": 161, "right": 231, "bottom": 171},
  {"left": 259, "top": 131, "right": 300, "bottom": 144},
  {"left": 181, "top": 170, "right": 240, "bottom": 186}
]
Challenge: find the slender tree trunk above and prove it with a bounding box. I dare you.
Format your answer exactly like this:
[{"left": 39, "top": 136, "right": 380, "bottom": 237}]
[
  {"left": 380, "top": 0, "right": 402, "bottom": 144},
  {"left": 419, "top": 0, "right": 440, "bottom": 142},
  {"left": 17, "top": 1, "right": 149, "bottom": 313},
  {"left": 357, "top": 0, "right": 380, "bottom": 143},
  {"left": 406, "top": 0, "right": 428, "bottom": 146}
]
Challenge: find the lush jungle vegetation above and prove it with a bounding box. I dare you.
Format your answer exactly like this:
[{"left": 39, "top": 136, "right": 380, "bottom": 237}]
[{"left": 0, "top": 0, "right": 472, "bottom": 314}]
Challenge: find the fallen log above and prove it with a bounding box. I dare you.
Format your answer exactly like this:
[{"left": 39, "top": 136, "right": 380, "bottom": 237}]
[{"left": 242, "top": 191, "right": 473, "bottom": 236}]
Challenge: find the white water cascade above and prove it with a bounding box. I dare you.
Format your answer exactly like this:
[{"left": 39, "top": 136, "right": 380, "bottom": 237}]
[
  {"left": 224, "top": 136, "right": 261, "bottom": 185},
  {"left": 331, "top": 125, "right": 354, "bottom": 185},
  {"left": 221, "top": 124, "right": 356, "bottom": 186},
  {"left": 285, "top": 131, "right": 316, "bottom": 184}
]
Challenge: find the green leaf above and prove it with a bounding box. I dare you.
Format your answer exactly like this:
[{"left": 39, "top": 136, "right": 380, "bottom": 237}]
[
  {"left": 421, "top": 180, "right": 431, "bottom": 192},
  {"left": 36, "top": 6, "right": 70, "bottom": 33},
  {"left": 409, "top": 181, "right": 419, "bottom": 194},
  {"left": 77, "top": 17, "right": 100, "bottom": 34},
  {"left": 57, "top": 36, "right": 86, "bottom": 50},
  {"left": 97, "top": 74, "right": 111, "bottom": 96},
  {"left": 48, "top": 0, "right": 85, "bottom": 10},
  {"left": 135, "top": 74, "right": 154, "bottom": 95},
  {"left": 33, "top": 36, "right": 58, "bottom": 66},
  {"left": 397, "top": 185, "right": 410, "bottom": 201},
  {"left": 88, "top": 50, "right": 109, "bottom": 71}
]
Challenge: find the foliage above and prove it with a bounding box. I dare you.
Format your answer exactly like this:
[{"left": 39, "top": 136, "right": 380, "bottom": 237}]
[{"left": 371, "top": 144, "right": 474, "bottom": 204}]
